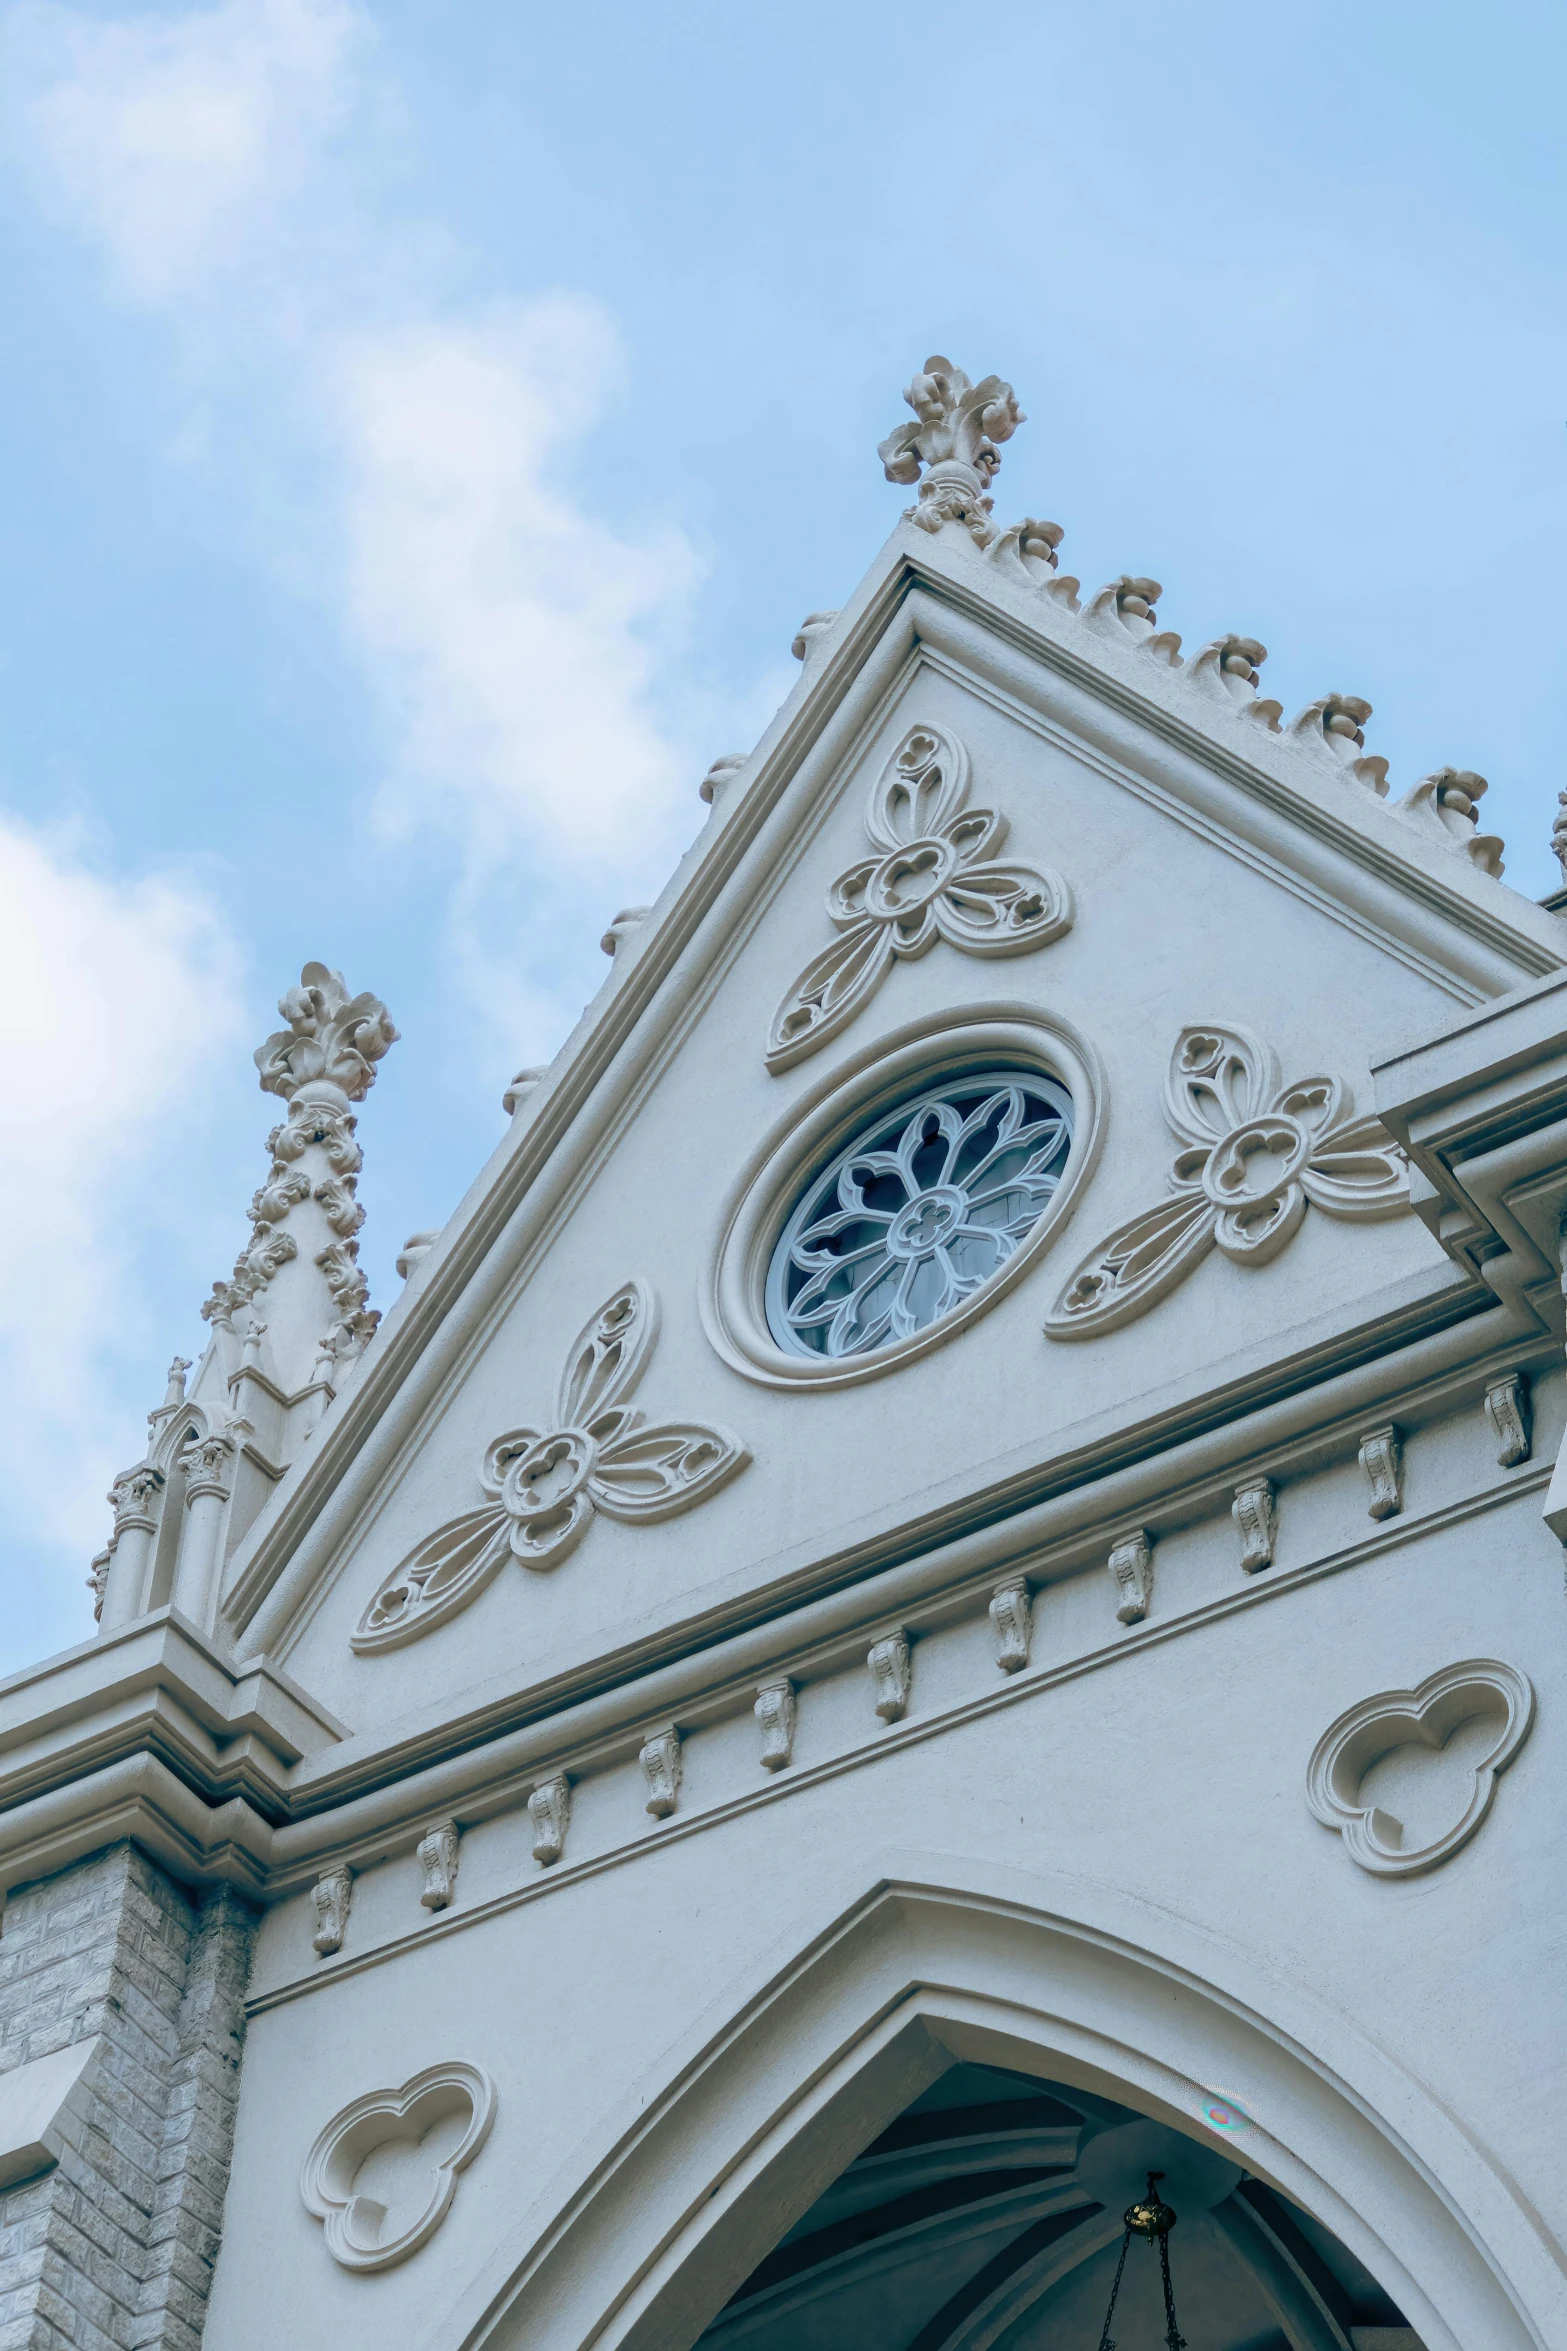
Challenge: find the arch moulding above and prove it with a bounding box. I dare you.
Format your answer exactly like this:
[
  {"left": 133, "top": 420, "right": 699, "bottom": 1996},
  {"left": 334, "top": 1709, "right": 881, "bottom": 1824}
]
[{"left": 428, "top": 1855, "right": 1558, "bottom": 2351}]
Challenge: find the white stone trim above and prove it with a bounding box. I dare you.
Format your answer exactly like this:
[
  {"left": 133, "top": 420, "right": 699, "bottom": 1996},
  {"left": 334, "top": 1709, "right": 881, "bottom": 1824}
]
[
  {"left": 1305, "top": 1659, "right": 1534, "bottom": 1877},
  {"left": 299, "top": 2059, "right": 495, "bottom": 2273}
]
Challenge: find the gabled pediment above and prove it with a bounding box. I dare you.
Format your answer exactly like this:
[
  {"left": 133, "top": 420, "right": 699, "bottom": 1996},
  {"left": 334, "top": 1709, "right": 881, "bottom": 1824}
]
[{"left": 207, "top": 377, "right": 1562, "bottom": 1749}]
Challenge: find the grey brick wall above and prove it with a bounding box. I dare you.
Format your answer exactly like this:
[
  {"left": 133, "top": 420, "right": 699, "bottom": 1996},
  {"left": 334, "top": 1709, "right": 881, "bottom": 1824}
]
[{"left": 0, "top": 1846, "right": 256, "bottom": 2351}]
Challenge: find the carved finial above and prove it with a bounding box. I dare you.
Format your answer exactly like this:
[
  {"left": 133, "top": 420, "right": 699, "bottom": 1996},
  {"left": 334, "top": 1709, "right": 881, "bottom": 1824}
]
[
  {"left": 1553, "top": 791, "right": 1567, "bottom": 885},
  {"left": 160, "top": 1357, "right": 192, "bottom": 1410},
  {"left": 790, "top": 612, "right": 839, "bottom": 663},
  {"left": 1287, "top": 694, "right": 1389, "bottom": 796},
  {"left": 1393, "top": 769, "right": 1504, "bottom": 878},
  {"left": 396, "top": 1230, "right": 441, "bottom": 1280},
  {"left": 699, "top": 755, "right": 747, "bottom": 804},
  {"left": 878, "top": 355, "right": 1024, "bottom": 548},
  {"left": 600, "top": 907, "right": 652, "bottom": 957},
  {"left": 254, "top": 962, "right": 398, "bottom": 1105}
]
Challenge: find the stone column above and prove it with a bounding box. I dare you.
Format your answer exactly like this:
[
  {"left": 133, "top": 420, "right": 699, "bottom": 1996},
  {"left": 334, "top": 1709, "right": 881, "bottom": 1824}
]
[
  {"left": 98, "top": 1471, "right": 164, "bottom": 1635},
  {"left": 173, "top": 1430, "right": 239, "bottom": 1635}
]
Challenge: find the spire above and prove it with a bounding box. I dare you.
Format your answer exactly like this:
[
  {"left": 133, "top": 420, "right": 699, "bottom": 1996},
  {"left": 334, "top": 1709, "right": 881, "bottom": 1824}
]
[
  {"left": 201, "top": 964, "right": 398, "bottom": 1392},
  {"left": 877, "top": 355, "right": 1025, "bottom": 548},
  {"left": 93, "top": 963, "right": 397, "bottom": 1641}
]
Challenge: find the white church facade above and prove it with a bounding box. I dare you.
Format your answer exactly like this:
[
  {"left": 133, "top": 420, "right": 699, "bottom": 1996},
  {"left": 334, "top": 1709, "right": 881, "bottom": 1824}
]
[{"left": 0, "top": 358, "right": 1563, "bottom": 2351}]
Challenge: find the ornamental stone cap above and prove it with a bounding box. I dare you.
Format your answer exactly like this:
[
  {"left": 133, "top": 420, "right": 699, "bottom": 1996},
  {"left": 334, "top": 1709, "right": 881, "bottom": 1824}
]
[{"left": 254, "top": 961, "right": 399, "bottom": 1105}]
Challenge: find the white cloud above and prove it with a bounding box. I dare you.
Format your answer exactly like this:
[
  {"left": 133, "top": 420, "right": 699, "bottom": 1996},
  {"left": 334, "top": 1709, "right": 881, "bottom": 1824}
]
[
  {"left": 3, "top": 0, "right": 364, "bottom": 302},
  {"left": 0, "top": 818, "right": 244, "bottom": 1656},
  {"left": 0, "top": 0, "right": 744, "bottom": 1653},
  {"left": 3, "top": 0, "right": 715, "bottom": 968},
  {"left": 332, "top": 301, "right": 703, "bottom": 875}
]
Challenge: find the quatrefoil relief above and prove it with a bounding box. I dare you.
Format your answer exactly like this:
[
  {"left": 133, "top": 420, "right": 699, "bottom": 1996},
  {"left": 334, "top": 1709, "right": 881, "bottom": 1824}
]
[
  {"left": 1306, "top": 1661, "right": 1534, "bottom": 1877},
  {"left": 765, "top": 724, "right": 1073, "bottom": 1072},
  {"left": 300, "top": 2062, "right": 495, "bottom": 2273},
  {"left": 352, "top": 1281, "right": 749, "bottom": 1651},
  {"left": 1046, "top": 1023, "right": 1407, "bottom": 1338}
]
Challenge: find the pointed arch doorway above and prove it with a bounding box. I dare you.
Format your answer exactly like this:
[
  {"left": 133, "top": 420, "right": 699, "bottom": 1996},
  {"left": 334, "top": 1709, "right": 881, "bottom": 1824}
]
[
  {"left": 692, "top": 2056, "right": 1421, "bottom": 2350},
  {"left": 436, "top": 1862, "right": 1552, "bottom": 2351}
]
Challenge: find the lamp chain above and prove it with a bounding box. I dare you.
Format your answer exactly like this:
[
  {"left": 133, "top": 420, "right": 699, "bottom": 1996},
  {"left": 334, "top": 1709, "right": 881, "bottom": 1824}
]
[{"left": 1095, "top": 2169, "right": 1189, "bottom": 2351}]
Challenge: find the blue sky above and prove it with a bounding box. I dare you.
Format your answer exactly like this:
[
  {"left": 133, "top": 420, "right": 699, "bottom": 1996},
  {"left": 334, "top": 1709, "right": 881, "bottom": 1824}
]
[{"left": 0, "top": 0, "right": 1563, "bottom": 1669}]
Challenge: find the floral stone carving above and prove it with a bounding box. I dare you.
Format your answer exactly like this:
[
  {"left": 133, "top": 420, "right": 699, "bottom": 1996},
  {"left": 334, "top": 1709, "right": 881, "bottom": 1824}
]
[
  {"left": 255, "top": 962, "right": 398, "bottom": 1104},
  {"left": 766, "top": 724, "right": 1072, "bottom": 1072},
  {"left": 300, "top": 2061, "right": 496, "bottom": 2273},
  {"left": 878, "top": 355, "right": 1023, "bottom": 546},
  {"left": 1047, "top": 1025, "right": 1407, "bottom": 1339},
  {"left": 353, "top": 1281, "right": 748, "bottom": 1651},
  {"left": 1305, "top": 1660, "right": 1533, "bottom": 1877}
]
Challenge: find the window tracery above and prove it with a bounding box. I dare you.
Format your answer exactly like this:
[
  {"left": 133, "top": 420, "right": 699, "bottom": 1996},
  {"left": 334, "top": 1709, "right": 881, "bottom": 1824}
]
[{"left": 766, "top": 1071, "right": 1073, "bottom": 1360}]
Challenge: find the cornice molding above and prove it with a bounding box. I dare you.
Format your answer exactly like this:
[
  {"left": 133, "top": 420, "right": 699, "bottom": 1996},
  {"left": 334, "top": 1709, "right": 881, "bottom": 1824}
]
[
  {"left": 4, "top": 1299, "right": 1550, "bottom": 1909},
  {"left": 239, "top": 1459, "right": 1548, "bottom": 2011}
]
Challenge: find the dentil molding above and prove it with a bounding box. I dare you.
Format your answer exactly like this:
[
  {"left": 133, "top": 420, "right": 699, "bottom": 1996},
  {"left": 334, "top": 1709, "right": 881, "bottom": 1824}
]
[
  {"left": 765, "top": 722, "right": 1072, "bottom": 1072},
  {"left": 299, "top": 2061, "right": 496, "bottom": 2273},
  {"left": 1048, "top": 1023, "right": 1408, "bottom": 1339},
  {"left": 1305, "top": 1659, "right": 1534, "bottom": 1877},
  {"left": 353, "top": 1281, "right": 749, "bottom": 1651}
]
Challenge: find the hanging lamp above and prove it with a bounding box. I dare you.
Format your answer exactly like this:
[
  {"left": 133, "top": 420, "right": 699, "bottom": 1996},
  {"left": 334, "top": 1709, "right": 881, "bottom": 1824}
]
[{"left": 1095, "top": 2170, "right": 1189, "bottom": 2351}]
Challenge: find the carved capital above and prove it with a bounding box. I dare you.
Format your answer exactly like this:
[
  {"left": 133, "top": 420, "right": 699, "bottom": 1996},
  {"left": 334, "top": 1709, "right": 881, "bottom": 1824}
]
[
  {"left": 528, "top": 1775, "right": 571, "bottom": 1866},
  {"left": 1358, "top": 1425, "right": 1403, "bottom": 1520},
  {"left": 754, "top": 1680, "right": 797, "bottom": 1771},
  {"left": 1483, "top": 1373, "right": 1531, "bottom": 1469},
  {"left": 111, "top": 1465, "right": 164, "bottom": 1533},
  {"left": 988, "top": 1577, "right": 1032, "bottom": 1672},
  {"left": 1108, "top": 1528, "right": 1153, "bottom": 1625},
  {"left": 255, "top": 962, "right": 397, "bottom": 1104},
  {"left": 1231, "top": 1477, "right": 1277, "bottom": 1574},
  {"left": 868, "top": 1631, "right": 911, "bottom": 1723},
  {"left": 184, "top": 1427, "right": 238, "bottom": 1503},
  {"left": 311, "top": 1864, "right": 353, "bottom": 1957},
  {"left": 640, "top": 1726, "right": 682, "bottom": 1820},
  {"left": 416, "top": 1822, "right": 459, "bottom": 1912}
]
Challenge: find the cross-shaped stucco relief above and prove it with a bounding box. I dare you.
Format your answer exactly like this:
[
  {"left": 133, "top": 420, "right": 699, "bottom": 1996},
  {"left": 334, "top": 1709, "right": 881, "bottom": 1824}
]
[
  {"left": 352, "top": 1281, "right": 748, "bottom": 1651},
  {"left": 1046, "top": 1024, "right": 1408, "bottom": 1338},
  {"left": 765, "top": 723, "right": 1073, "bottom": 1072}
]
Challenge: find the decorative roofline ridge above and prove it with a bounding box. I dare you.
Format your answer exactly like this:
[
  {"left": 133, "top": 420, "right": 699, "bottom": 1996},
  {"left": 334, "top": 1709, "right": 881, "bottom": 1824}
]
[{"left": 876, "top": 353, "right": 1519, "bottom": 880}]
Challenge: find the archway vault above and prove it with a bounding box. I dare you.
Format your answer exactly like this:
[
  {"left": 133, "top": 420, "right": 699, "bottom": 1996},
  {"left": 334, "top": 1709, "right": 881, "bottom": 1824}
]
[{"left": 428, "top": 1853, "right": 1560, "bottom": 2351}]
